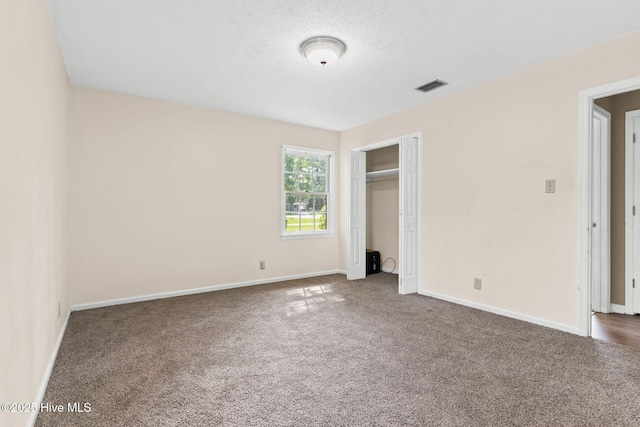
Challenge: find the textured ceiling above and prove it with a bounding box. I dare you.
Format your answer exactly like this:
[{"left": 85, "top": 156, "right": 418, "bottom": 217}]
[{"left": 46, "top": 0, "right": 640, "bottom": 131}]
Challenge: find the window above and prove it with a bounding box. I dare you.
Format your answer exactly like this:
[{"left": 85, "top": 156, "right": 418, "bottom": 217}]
[{"left": 282, "top": 145, "right": 334, "bottom": 238}]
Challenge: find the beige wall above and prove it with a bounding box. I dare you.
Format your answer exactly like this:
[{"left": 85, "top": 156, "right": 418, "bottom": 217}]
[
  {"left": 340, "top": 31, "right": 640, "bottom": 330},
  {"left": 595, "top": 90, "right": 640, "bottom": 306},
  {"left": 366, "top": 146, "right": 399, "bottom": 271},
  {"left": 68, "top": 86, "right": 340, "bottom": 305},
  {"left": 0, "top": 1, "right": 69, "bottom": 426}
]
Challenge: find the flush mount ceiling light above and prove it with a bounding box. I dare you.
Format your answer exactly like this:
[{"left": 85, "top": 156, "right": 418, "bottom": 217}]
[{"left": 300, "top": 36, "right": 346, "bottom": 66}]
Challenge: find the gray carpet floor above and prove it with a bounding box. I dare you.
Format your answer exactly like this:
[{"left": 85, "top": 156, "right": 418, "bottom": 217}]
[{"left": 36, "top": 273, "right": 640, "bottom": 426}]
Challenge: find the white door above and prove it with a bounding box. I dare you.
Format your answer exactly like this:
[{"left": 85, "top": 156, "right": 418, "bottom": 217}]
[
  {"left": 630, "top": 111, "right": 640, "bottom": 313},
  {"left": 347, "top": 150, "right": 366, "bottom": 280},
  {"left": 591, "top": 105, "right": 611, "bottom": 313},
  {"left": 399, "top": 136, "right": 419, "bottom": 294}
]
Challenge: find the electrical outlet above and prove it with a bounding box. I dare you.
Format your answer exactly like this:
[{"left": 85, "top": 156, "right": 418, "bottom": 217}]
[
  {"left": 260, "top": 261, "right": 265, "bottom": 270},
  {"left": 545, "top": 179, "right": 556, "bottom": 193},
  {"left": 474, "top": 278, "right": 482, "bottom": 290}
]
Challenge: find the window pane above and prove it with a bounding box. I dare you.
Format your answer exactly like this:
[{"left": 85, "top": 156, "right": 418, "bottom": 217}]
[
  {"left": 285, "top": 195, "right": 301, "bottom": 232},
  {"left": 286, "top": 215, "right": 301, "bottom": 232},
  {"left": 313, "top": 175, "right": 326, "bottom": 192},
  {"left": 310, "top": 194, "right": 327, "bottom": 212},
  {"left": 298, "top": 155, "right": 313, "bottom": 175},
  {"left": 298, "top": 174, "right": 312, "bottom": 192},
  {"left": 284, "top": 153, "right": 297, "bottom": 173},
  {"left": 311, "top": 156, "right": 327, "bottom": 175},
  {"left": 285, "top": 193, "right": 297, "bottom": 213},
  {"left": 296, "top": 194, "right": 314, "bottom": 231},
  {"left": 312, "top": 195, "right": 327, "bottom": 230},
  {"left": 284, "top": 173, "right": 298, "bottom": 191}
]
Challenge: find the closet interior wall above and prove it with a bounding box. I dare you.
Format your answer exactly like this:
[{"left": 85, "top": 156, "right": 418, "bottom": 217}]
[{"left": 366, "top": 145, "right": 399, "bottom": 273}]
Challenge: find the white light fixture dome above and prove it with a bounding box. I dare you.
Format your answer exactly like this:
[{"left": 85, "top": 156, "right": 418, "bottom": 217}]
[{"left": 300, "top": 36, "right": 346, "bottom": 66}]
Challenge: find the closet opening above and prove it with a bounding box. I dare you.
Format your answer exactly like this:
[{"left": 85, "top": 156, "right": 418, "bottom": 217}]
[{"left": 347, "top": 133, "right": 422, "bottom": 294}]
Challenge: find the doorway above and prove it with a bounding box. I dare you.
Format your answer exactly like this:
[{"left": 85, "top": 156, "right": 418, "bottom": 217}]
[
  {"left": 347, "top": 132, "right": 422, "bottom": 294},
  {"left": 579, "top": 77, "right": 640, "bottom": 336}
]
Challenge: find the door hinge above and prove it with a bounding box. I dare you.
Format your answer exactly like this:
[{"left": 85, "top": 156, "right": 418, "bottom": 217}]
[
  {"left": 634, "top": 206, "right": 637, "bottom": 216},
  {"left": 633, "top": 279, "right": 636, "bottom": 289},
  {"left": 634, "top": 133, "right": 637, "bottom": 143}
]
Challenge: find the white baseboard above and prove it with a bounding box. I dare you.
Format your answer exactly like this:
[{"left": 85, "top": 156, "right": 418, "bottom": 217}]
[
  {"left": 29, "top": 310, "right": 71, "bottom": 427},
  {"left": 611, "top": 303, "right": 627, "bottom": 314},
  {"left": 418, "top": 289, "right": 579, "bottom": 335},
  {"left": 381, "top": 267, "right": 398, "bottom": 274},
  {"left": 71, "top": 270, "right": 346, "bottom": 312}
]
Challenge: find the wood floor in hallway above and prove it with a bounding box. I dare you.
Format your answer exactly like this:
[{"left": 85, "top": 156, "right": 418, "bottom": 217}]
[{"left": 592, "top": 312, "right": 640, "bottom": 351}]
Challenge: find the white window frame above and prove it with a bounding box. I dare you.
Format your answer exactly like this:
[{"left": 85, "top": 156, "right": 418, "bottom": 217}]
[{"left": 281, "top": 145, "right": 335, "bottom": 239}]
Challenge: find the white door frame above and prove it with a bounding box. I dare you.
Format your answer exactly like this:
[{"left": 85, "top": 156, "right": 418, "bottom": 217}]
[
  {"left": 578, "top": 76, "right": 640, "bottom": 336},
  {"left": 347, "top": 131, "right": 422, "bottom": 294},
  {"left": 590, "top": 105, "right": 611, "bottom": 314},
  {"left": 626, "top": 110, "right": 640, "bottom": 314}
]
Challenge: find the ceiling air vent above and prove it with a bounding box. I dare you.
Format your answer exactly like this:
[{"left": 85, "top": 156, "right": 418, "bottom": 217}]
[{"left": 415, "top": 79, "right": 448, "bottom": 93}]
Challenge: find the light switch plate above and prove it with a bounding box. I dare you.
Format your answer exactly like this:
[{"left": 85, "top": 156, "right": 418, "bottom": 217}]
[{"left": 545, "top": 179, "right": 556, "bottom": 193}]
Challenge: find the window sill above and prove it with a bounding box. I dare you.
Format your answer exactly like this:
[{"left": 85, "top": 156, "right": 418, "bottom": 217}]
[{"left": 281, "top": 232, "right": 335, "bottom": 240}]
